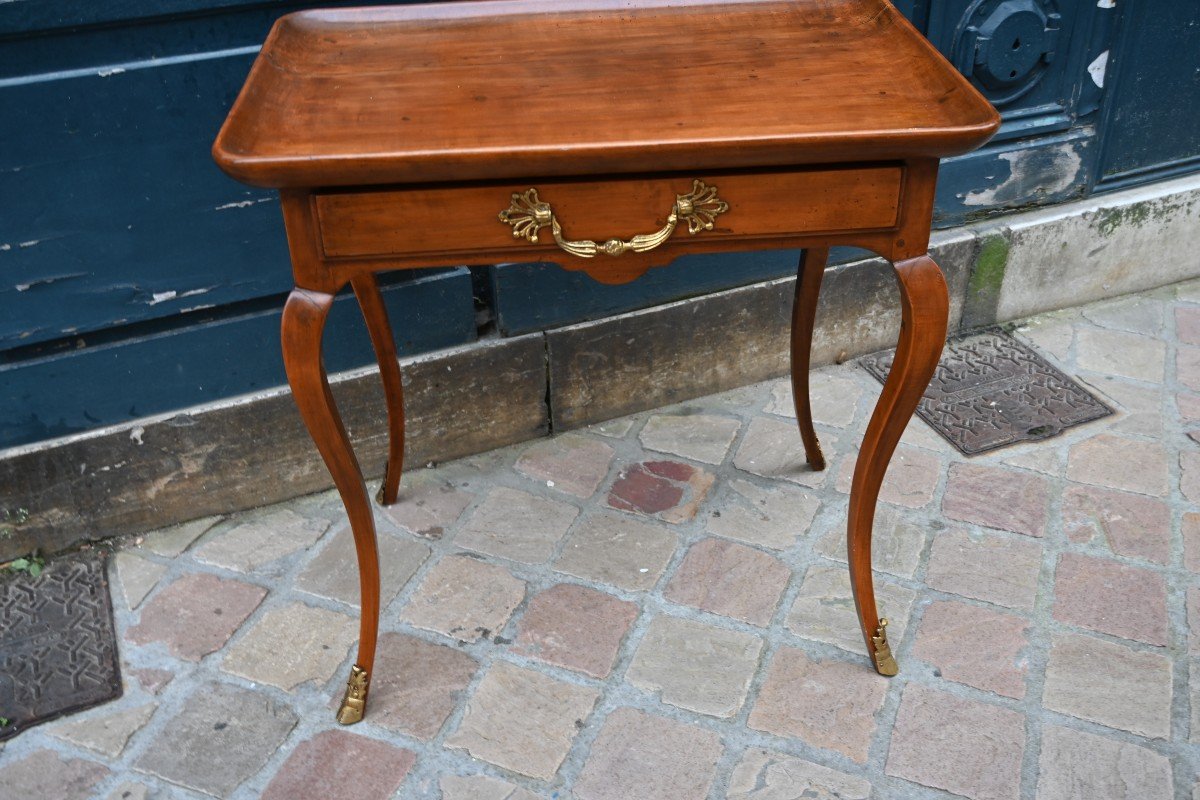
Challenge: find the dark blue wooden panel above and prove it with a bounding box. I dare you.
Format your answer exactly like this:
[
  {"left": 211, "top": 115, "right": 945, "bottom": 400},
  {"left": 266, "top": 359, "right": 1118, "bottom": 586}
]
[
  {"left": 1095, "top": 0, "right": 1200, "bottom": 188},
  {"left": 1, "top": 268, "right": 476, "bottom": 448}
]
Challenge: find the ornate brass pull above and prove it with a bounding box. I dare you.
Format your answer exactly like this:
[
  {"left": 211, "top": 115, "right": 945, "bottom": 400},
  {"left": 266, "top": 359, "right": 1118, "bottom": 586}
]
[{"left": 498, "top": 180, "right": 729, "bottom": 258}]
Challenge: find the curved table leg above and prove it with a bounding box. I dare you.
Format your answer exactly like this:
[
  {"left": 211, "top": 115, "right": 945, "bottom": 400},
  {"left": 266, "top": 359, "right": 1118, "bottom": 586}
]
[
  {"left": 351, "top": 274, "right": 406, "bottom": 507},
  {"left": 847, "top": 254, "right": 947, "bottom": 676},
  {"left": 790, "top": 246, "right": 829, "bottom": 470},
  {"left": 282, "top": 287, "right": 381, "bottom": 724}
]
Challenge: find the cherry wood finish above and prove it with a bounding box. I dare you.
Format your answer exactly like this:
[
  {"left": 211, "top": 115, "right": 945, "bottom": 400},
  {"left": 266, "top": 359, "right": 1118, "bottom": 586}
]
[{"left": 215, "top": 0, "right": 999, "bottom": 722}]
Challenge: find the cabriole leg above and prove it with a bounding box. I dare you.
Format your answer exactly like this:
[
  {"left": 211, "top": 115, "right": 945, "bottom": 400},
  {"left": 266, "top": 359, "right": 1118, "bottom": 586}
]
[
  {"left": 281, "top": 287, "right": 381, "bottom": 723},
  {"left": 351, "top": 274, "right": 406, "bottom": 506},
  {"left": 789, "top": 246, "right": 830, "bottom": 470},
  {"left": 847, "top": 254, "right": 947, "bottom": 676}
]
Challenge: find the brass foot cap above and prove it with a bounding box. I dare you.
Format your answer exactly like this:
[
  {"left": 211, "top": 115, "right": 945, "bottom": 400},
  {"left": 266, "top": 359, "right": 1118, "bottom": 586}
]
[
  {"left": 871, "top": 618, "right": 900, "bottom": 677},
  {"left": 335, "top": 665, "right": 369, "bottom": 725}
]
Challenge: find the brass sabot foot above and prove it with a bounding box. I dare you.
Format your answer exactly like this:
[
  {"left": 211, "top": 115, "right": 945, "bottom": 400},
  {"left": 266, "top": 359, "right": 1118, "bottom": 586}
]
[
  {"left": 871, "top": 618, "right": 899, "bottom": 677},
  {"left": 336, "top": 665, "right": 369, "bottom": 725}
]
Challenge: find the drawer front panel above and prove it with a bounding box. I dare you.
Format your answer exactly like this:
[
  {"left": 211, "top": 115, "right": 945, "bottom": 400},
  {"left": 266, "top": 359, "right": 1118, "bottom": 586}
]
[{"left": 315, "top": 166, "right": 903, "bottom": 260}]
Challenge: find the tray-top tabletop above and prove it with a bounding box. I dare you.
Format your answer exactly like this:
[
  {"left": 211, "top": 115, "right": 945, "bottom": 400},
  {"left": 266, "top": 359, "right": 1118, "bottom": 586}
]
[{"left": 213, "top": 0, "right": 1000, "bottom": 188}]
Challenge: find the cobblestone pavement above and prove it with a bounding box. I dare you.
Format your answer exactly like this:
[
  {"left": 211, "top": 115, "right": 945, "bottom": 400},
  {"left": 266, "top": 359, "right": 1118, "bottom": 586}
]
[{"left": 4, "top": 281, "right": 1200, "bottom": 800}]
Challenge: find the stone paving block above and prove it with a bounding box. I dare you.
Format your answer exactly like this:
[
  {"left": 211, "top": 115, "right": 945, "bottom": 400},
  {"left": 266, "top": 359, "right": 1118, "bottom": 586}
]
[
  {"left": 513, "top": 583, "right": 638, "bottom": 678},
  {"left": 815, "top": 505, "right": 925, "bottom": 578},
  {"left": 261, "top": 729, "right": 416, "bottom": 800},
  {"left": 1037, "top": 724, "right": 1172, "bottom": 800},
  {"left": 136, "top": 515, "right": 220, "bottom": 557},
  {"left": 455, "top": 486, "right": 579, "bottom": 564},
  {"left": 382, "top": 474, "right": 473, "bottom": 538},
  {"left": 727, "top": 747, "right": 871, "bottom": 800},
  {"left": 1183, "top": 451, "right": 1200, "bottom": 504},
  {"left": 607, "top": 459, "right": 715, "bottom": 524},
  {"left": 1013, "top": 314, "right": 1074, "bottom": 361},
  {"left": 942, "top": 462, "right": 1048, "bottom": 537},
  {"left": 0, "top": 749, "right": 109, "bottom": 800},
  {"left": 1179, "top": 306, "right": 1200, "bottom": 345},
  {"left": 1002, "top": 445, "right": 1061, "bottom": 477},
  {"left": 885, "top": 684, "right": 1024, "bottom": 800},
  {"left": 786, "top": 565, "right": 915, "bottom": 657},
  {"left": 1061, "top": 485, "right": 1170, "bottom": 563},
  {"left": 129, "top": 667, "right": 173, "bottom": 695},
  {"left": 733, "top": 416, "right": 828, "bottom": 488},
  {"left": 106, "top": 782, "right": 150, "bottom": 800},
  {"left": 626, "top": 615, "right": 763, "bottom": 717},
  {"left": 49, "top": 703, "right": 156, "bottom": 757},
  {"left": 401, "top": 555, "right": 525, "bottom": 642},
  {"left": 748, "top": 646, "right": 888, "bottom": 763},
  {"left": 439, "top": 775, "right": 542, "bottom": 800},
  {"left": 1081, "top": 377, "right": 1163, "bottom": 438},
  {"left": 835, "top": 446, "right": 941, "bottom": 509},
  {"left": 514, "top": 433, "right": 615, "bottom": 497},
  {"left": 1178, "top": 347, "right": 1200, "bottom": 393},
  {"left": 554, "top": 512, "right": 678, "bottom": 591},
  {"left": 133, "top": 683, "right": 298, "bottom": 797},
  {"left": 638, "top": 413, "right": 742, "bottom": 464},
  {"left": 111, "top": 551, "right": 167, "bottom": 610},
  {"left": 708, "top": 478, "right": 820, "bottom": 550},
  {"left": 664, "top": 538, "right": 790, "bottom": 625},
  {"left": 1190, "top": 588, "right": 1200, "bottom": 654},
  {"left": 766, "top": 372, "right": 863, "bottom": 428},
  {"left": 574, "top": 707, "right": 723, "bottom": 800},
  {"left": 334, "top": 631, "right": 478, "bottom": 739},
  {"left": 125, "top": 572, "right": 267, "bottom": 660},
  {"left": 1066, "top": 434, "right": 1169, "bottom": 497},
  {"left": 1181, "top": 392, "right": 1200, "bottom": 424},
  {"left": 913, "top": 600, "right": 1029, "bottom": 699},
  {"left": 194, "top": 508, "right": 330, "bottom": 572},
  {"left": 221, "top": 601, "right": 358, "bottom": 690},
  {"left": 926, "top": 529, "right": 1043, "bottom": 611},
  {"left": 1043, "top": 632, "right": 1172, "bottom": 739},
  {"left": 1075, "top": 328, "right": 1165, "bottom": 382},
  {"left": 1083, "top": 295, "right": 1165, "bottom": 336},
  {"left": 1186, "top": 513, "right": 1200, "bottom": 573},
  {"left": 446, "top": 661, "right": 599, "bottom": 780},
  {"left": 295, "top": 526, "right": 430, "bottom": 608},
  {"left": 1053, "top": 553, "right": 1168, "bottom": 645}
]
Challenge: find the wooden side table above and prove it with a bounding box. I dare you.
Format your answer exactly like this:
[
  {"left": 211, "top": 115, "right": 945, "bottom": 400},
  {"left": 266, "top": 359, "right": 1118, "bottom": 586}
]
[{"left": 213, "top": 0, "right": 999, "bottom": 724}]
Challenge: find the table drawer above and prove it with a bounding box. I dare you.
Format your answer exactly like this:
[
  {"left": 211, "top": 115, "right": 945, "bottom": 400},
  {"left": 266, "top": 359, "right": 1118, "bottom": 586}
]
[{"left": 315, "top": 165, "right": 903, "bottom": 260}]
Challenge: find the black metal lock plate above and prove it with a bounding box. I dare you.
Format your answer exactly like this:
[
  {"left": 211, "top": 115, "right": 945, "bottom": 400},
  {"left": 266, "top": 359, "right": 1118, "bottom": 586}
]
[{"left": 954, "top": 0, "right": 1062, "bottom": 104}]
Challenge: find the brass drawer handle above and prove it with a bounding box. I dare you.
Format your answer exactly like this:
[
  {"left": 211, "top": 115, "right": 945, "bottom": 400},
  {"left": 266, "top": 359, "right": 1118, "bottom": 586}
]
[{"left": 498, "top": 180, "right": 728, "bottom": 258}]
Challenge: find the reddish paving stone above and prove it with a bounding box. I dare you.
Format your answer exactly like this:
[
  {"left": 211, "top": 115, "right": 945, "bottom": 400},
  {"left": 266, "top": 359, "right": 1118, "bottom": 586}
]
[
  {"left": 381, "top": 475, "right": 472, "bottom": 539},
  {"left": 925, "top": 530, "right": 1043, "bottom": 611},
  {"left": 400, "top": 555, "right": 525, "bottom": 642},
  {"left": 913, "top": 600, "right": 1029, "bottom": 699},
  {"left": 0, "top": 750, "right": 109, "bottom": 800},
  {"left": 1061, "top": 485, "right": 1170, "bottom": 563},
  {"left": 1179, "top": 346, "right": 1200, "bottom": 393},
  {"left": 330, "top": 632, "right": 478, "bottom": 739},
  {"left": 1053, "top": 553, "right": 1168, "bottom": 646},
  {"left": 886, "top": 685, "right": 1024, "bottom": 800},
  {"left": 1183, "top": 451, "right": 1200, "bottom": 504},
  {"left": 515, "top": 433, "right": 615, "bottom": 498},
  {"left": 1043, "top": 632, "right": 1172, "bottom": 738},
  {"left": 1179, "top": 306, "right": 1200, "bottom": 345},
  {"left": 574, "top": 708, "right": 724, "bottom": 800},
  {"left": 942, "top": 463, "right": 1048, "bottom": 537},
  {"left": 1067, "top": 434, "right": 1169, "bottom": 497},
  {"left": 664, "top": 538, "right": 790, "bottom": 625},
  {"left": 1186, "top": 513, "right": 1200, "bottom": 573},
  {"left": 513, "top": 583, "right": 638, "bottom": 678},
  {"left": 748, "top": 647, "right": 888, "bottom": 763},
  {"left": 125, "top": 572, "right": 266, "bottom": 660},
  {"left": 1180, "top": 393, "right": 1200, "bottom": 424},
  {"left": 1037, "top": 724, "right": 1172, "bottom": 800},
  {"left": 262, "top": 730, "right": 416, "bottom": 800},
  {"left": 608, "top": 460, "right": 715, "bottom": 524},
  {"left": 130, "top": 667, "right": 174, "bottom": 695},
  {"left": 835, "top": 445, "right": 941, "bottom": 509}
]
